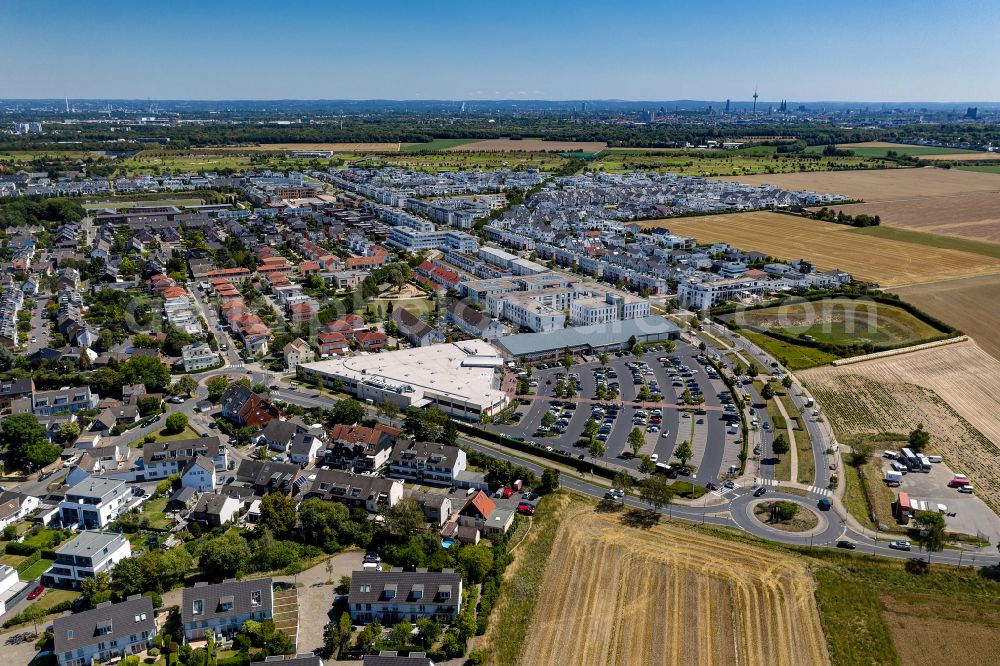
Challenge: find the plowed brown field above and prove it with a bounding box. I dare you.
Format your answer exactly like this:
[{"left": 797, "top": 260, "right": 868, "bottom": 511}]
[{"left": 519, "top": 506, "right": 829, "bottom": 666}]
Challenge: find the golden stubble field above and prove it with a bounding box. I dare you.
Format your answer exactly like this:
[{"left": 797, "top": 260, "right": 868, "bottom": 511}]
[
  {"left": 895, "top": 274, "right": 1000, "bottom": 361},
  {"left": 716, "top": 166, "right": 1000, "bottom": 199},
  {"left": 218, "top": 142, "right": 410, "bottom": 152},
  {"left": 644, "top": 211, "right": 1000, "bottom": 287},
  {"left": 802, "top": 340, "right": 1000, "bottom": 514},
  {"left": 519, "top": 506, "right": 829, "bottom": 666},
  {"left": 820, "top": 193, "right": 1000, "bottom": 243}
]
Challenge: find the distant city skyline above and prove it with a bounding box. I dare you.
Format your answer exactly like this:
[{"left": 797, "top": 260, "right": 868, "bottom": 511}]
[{"left": 5, "top": 0, "right": 999, "bottom": 102}]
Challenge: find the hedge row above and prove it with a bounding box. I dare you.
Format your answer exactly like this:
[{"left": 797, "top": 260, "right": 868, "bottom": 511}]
[{"left": 457, "top": 422, "right": 625, "bottom": 482}]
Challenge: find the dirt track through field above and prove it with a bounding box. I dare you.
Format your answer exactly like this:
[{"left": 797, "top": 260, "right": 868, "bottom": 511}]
[{"left": 520, "top": 506, "right": 829, "bottom": 666}]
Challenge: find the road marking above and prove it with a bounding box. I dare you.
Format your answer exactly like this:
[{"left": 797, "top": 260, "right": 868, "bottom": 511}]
[{"left": 809, "top": 486, "right": 832, "bottom": 496}]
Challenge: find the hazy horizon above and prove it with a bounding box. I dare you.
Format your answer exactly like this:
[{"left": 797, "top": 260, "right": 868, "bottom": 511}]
[{"left": 5, "top": 0, "right": 999, "bottom": 102}]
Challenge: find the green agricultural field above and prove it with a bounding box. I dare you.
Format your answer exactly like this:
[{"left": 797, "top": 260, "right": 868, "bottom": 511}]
[
  {"left": 376, "top": 151, "right": 569, "bottom": 173},
  {"left": 401, "top": 138, "right": 482, "bottom": 151},
  {"left": 730, "top": 299, "right": 943, "bottom": 348},
  {"left": 804, "top": 143, "right": 979, "bottom": 158},
  {"left": 738, "top": 329, "right": 839, "bottom": 370},
  {"left": 590, "top": 151, "right": 894, "bottom": 176},
  {"left": 957, "top": 164, "right": 1000, "bottom": 174}
]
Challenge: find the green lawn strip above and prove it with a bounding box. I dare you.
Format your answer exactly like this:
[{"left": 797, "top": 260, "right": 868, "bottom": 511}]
[
  {"left": 851, "top": 225, "right": 1000, "bottom": 261},
  {"left": 778, "top": 394, "right": 815, "bottom": 484},
  {"left": 148, "top": 425, "right": 202, "bottom": 443},
  {"left": 813, "top": 566, "right": 899, "bottom": 666},
  {"left": 739, "top": 329, "right": 838, "bottom": 370},
  {"left": 957, "top": 164, "right": 1000, "bottom": 175},
  {"left": 18, "top": 558, "right": 53, "bottom": 581},
  {"left": 482, "top": 492, "right": 575, "bottom": 665}
]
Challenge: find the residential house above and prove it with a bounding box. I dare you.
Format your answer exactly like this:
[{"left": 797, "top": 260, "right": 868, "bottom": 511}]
[
  {"left": 348, "top": 569, "right": 462, "bottom": 624},
  {"left": 288, "top": 432, "right": 326, "bottom": 467},
  {"left": 44, "top": 531, "right": 132, "bottom": 588},
  {"left": 0, "top": 491, "right": 41, "bottom": 531},
  {"left": 182, "top": 343, "right": 221, "bottom": 372},
  {"left": 142, "top": 437, "right": 228, "bottom": 480},
  {"left": 445, "top": 300, "right": 504, "bottom": 341},
  {"left": 283, "top": 338, "right": 315, "bottom": 369},
  {"left": 12, "top": 386, "right": 98, "bottom": 416},
  {"left": 0, "top": 377, "right": 33, "bottom": 410},
  {"left": 363, "top": 654, "right": 435, "bottom": 666},
  {"left": 392, "top": 308, "right": 444, "bottom": 348},
  {"left": 220, "top": 385, "right": 280, "bottom": 428},
  {"left": 234, "top": 459, "right": 302, "bottom": 496},
  {"left": 408, "top": 491, "right": 453, "bottom": 527},
  {"left": 254, "top": 419, "right": 310, "bottom": 453},
  {"left": 355, "top": 330, "right": 387, "bottom": 352},
  {"left": 388, "top": 442, "right": 467, "bottom": 486},
  {"left": 325, "top": 424, "right": 398, "bottom": 473},
  {"left": 318, "top": 330, "right": 349, "bottom": 356},
  {"left": 301, "top": 469, "right": 402, "bottom": 513},
  {"left": 181, "top": 578, "right": 273, "bottom": 642},
  {"left": 191, "top": 493, "right": 242, "bottom": 528},
  {"left": 59, "top": 478, "right": 135, "bottom": 529},
  {"left": 53, "top": 595, "right": 155, "bottom": 666},
  {"left": 181, "top": 456, "right": 217, "bottom": 492}
]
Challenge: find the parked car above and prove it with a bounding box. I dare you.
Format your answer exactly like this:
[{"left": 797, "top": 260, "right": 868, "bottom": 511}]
[
  {"left": 889, "top": 540, "right": 912, "bottom": 551},
  {"left": 363, "top": 551, "right": 381, "bottom": 563},
  {"left": 957, "top": 485, "right": 975, "bottom": 494},
  {"left": 649, "top": 453, "right": 659, "bottom": 462},
  {"left": 836, "top": 540, "right": 857, "bottom": 550},
  {"left": 517, "top": 503, "right": 536, "bottom": 516},
  {"left": 27, "top": 584, "right": 45, "bottom": 600}
]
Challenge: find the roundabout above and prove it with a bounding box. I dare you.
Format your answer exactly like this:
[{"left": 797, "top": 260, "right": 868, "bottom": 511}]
[{"left": 750, "top": 498, "right": 824, "bottom": 535}]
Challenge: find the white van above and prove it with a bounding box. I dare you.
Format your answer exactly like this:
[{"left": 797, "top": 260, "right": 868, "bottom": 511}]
[
  {"left": 883, "top": 450, "right": 897, "bottom": 459},
  {"left": 927, "top": 455, "right": 943, "bottom": 463}
]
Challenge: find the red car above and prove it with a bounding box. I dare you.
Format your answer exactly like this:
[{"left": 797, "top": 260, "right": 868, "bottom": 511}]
[
  {"left": 517, "top": 503, "right": 535, "bottom": 516},
  {"left": 27, "top": 584, "right": 45, "bottom": 600},
  {"left": 502, "top": 487, "right": 514, "bottom": 498}
]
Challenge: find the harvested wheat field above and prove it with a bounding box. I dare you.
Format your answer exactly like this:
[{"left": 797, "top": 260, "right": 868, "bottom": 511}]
[
  {"left": 895, "top": 274, "right": 1000, "bottom": 361},
  {"left": 801, "top": 340, "right": 1000, "bottom": 513},
  {"left": 823, "top": 193, "right": 1000, "bottom": 243},
  {"left": 519, "top": 505, "right": 829, "bottom": 666},
  {"left": 645, "top": 212, "right": 1000, "bottom": 287},
  {"left": 446, "top": 138, "right": 607, "bottom": 152},
  {"left": 717, "top": 166, "right": 1000, "bottom": 200},
  {"left": 918, "top": 151, "right": 1000, "bottom": 161}
]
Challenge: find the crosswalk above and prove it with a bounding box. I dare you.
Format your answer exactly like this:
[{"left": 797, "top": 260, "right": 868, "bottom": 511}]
[
  {"left": 810, "top": 485, "right": 833, "bottom": 497},
  {"left": 758, "top": 478, "right": 778, "bottom": 487}
]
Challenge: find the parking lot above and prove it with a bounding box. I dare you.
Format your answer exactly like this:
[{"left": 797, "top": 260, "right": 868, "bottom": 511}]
[
  {"left": 488, "top": 340, "right": 745, "bottom": 483},
  {"left": 878, "top": 455, "right": 1000, "bottom": 541}
]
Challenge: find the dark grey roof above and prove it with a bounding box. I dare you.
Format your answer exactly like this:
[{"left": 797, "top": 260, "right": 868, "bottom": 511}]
[
  {"left": 303, "top": 468, "right": 398, "bottom": 504},
  {"left": 193, "top": 493, "right": 237, "bottom": 517},
  {"left": 349, "top": 569, "right": 461, "bottom": 609},
  {"left": 236, "top": 459, "right": 300, "bottom": 490},
  {"left": 181, "top": 578, "right": 273, "bottom": 626},
  {"left": 497, "top": 315, "right": 680, "bottom": 357},
  {"left": 53, "top": 596, "right": 154, "bottom": 655},
  {"left": 257, "top": 419, "right": 304, "bottom": 444},
  {"left": 143, "top": 436, "right": 222, "bottom": 466},
  {"left": 364, "top": 654, "right": 435, "bottom": 666},
  {"left": 252, "top": 656, "right": 323, "bottom": 666}
]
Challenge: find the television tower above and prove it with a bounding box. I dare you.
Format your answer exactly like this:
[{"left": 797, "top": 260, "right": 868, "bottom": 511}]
[
  {"left": 752, "top": 86, "right": 759, "bottom": 114},
  {"left": 65, "top": 96, "right": 70, "bottom": 113}
]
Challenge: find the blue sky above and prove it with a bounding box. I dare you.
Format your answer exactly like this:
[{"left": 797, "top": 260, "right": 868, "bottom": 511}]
[{"left": 4, "top": 0, "right": 999, "bottom": 101}]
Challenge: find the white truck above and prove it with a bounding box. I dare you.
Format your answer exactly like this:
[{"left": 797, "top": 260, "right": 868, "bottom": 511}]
[{"left": 884, "top": 470, "right": 903, "bottom": 487}]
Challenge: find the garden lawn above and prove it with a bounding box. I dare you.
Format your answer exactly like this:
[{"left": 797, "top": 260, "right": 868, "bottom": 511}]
[{"left": 18, "top": 558, "right": 53, "bottom": 581}]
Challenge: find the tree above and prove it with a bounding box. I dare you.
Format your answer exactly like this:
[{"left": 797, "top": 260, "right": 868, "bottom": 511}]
[
  {"left": 403, "top": 407, "right": 450, "bottom": 443},
  {"left": 760, "top": 382, "right": 775, "bottom": 401},
  {"left": 258, "top": 493, "right": 298, "bottom": 538},
  {"left": 381, "top": 497, "right": 425, "bottom": 536},
  {"left": 747, "top": 363, "right": 759, "bottom": 378},
  {"left": 583, "top": 418, "right": 599, "bottom": 442},
  {"left": 121, "top": 355, "right": 170, "bottom": 392},
  {"left": 199, "top": 531, "right": 251, "bottom": 580},
  {"left": 914, "top": 510, "right": 946, "bottom": 555},
  {"left": 137, "top": 396, "right": 162, "bottom": 417},
  {"left": 631, "top": 342, "right": 644, "bottom": 357},
  {"left": 908, "top": 423, "right": 930, "bottom": 453},
  {"left": 330, "top": 398, "right": 365, "bottom": 425},
  {"left": 164, "top": 413, "right": 188, "bottom": 434},
  {"left": 1, "top": 413, "right": 60, "bottom": 469},
  {"left": 541, "top": 411, "right": 556, "bottom": 428},
  {"left": 377, "top": 400, "right": 400, "bottom": 423},
  {"left": 628, "top": 427, "right": 645, "bottom": 457},
  {"left": 772, "top": 433, "right": 790, "bottom": 457},
  {"left": 416, "top": 617, "right": 441, "bottom": 649},
  {"left": 207, "top": 375, "right": 231, "bottom": 402},
  {"left": 638, "top": 476, "right": 674, "bottom": 515},
  {"left": 80, "top": 572, "right": 112, "bottom": 608},
  {"left": 171, "top": 375, "right": 199, "bottom": 397},
  {"left": 773, "top": 501, "right": 799, "bottom": 522},
  {"left": 638, "top": 455, "right": 656, "bottom": 474},
  {"left": 299, "top": 498, "right": 350, "bottom": 551},
  {"left": 540, "top": 468, "right": 561, "bottom": 493},
  {"left": 587, "top": 438, "right": 606, "bottom": 472},
  {"left": 674, "top": 440, "right": 693, "bottom": 467},
  {"left": 57, "top": 421, "right": 81, "bottom": 443},
  {"left": 457, "top": 544, "right": 494, "bottom": 583},
  {"left": 390, "top": 619, "right": 413, "bottom": 648},
  {"left": 698, "top": 341, "right": 707, "bottom": 352},
  {"left": 612, "top": 472, "right": 633, "bottom": 503},
  {"left": 598, "top": 352, "right": 609, "bottom": 368},
  {"left": 782, "top": 374, "right": 793, "bottom": 389}
]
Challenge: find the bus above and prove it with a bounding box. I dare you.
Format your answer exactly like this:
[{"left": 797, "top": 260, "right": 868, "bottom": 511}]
[{"left": 900, "top": 447, "right": 921, "bottom": 472}]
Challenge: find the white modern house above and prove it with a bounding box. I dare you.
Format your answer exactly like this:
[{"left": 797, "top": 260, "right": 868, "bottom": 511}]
[
  {"left": 58, "top": 478, "right": 135, "bottom": 529},
  {"left": 44, "top": 531, "right": 132, "bottom": 588}
]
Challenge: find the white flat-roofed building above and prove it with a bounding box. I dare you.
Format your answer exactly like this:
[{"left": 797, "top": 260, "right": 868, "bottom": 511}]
[
  {"left": 44, "top": 531, "right": 132, "bottom": 588},
  {"left": 297, "top": 340, "right": 509, "bottom": 421},
  {"left": 59, "top": 478, "right": 134, "bottom": 529},
  {"left": 677, "top": 277, "right": 770, "bottom": 310}
]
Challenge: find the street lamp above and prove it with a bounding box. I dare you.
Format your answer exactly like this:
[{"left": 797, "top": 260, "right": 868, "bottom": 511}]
[{"left": 872, "top": 526, "right": 880, "bottom": 555}]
